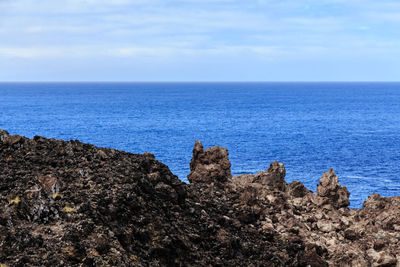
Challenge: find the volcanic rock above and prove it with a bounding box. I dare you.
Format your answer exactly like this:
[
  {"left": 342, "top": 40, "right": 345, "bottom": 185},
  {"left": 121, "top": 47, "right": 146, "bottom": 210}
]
[
  {"left": 0, "top": 129, "right": 10, "bottom": 143},
  {"left": 253, "top": 161, "right": 287, "bottom": 191},
  {"left": 187, "top": 140, "right": 232, "bottom": 183},
  {"left": 288, "top": 180, "right": 311, "bottom": 198},
  {"left": 1, "top": 129, "right": 399, "bottom": 267},
  {"left": 315, "top": 168, "right": 350, "bottom": 209},
  {"left": 0, "top": 131, "right": 309, "bottom": 266}
]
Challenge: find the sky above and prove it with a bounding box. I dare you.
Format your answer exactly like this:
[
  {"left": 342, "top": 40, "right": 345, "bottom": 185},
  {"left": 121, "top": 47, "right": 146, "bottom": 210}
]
[{"left": 0, "top": 0, "right": 399, "bottom": 81}]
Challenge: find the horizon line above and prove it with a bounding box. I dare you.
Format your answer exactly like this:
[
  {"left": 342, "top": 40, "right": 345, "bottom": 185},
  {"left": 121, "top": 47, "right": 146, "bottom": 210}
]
[{"left": 1, "top": 81, "right": 400, "bottom": 84}]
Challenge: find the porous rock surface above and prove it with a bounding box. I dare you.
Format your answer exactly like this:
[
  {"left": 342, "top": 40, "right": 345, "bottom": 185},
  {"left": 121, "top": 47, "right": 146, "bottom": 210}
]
[
  {"left": 315, "top": 168, "right": 350, "bottom": 209},
  {"left": 187, "top": 140, "right": 232, "bottom": 184},
  {"left": 1, "top": 132, "right": 399, "bottom": 266}
]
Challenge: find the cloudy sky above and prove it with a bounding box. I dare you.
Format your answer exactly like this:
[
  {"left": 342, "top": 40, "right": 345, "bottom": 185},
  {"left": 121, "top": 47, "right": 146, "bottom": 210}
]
[{"left": 0, "top": 0, "right": 399, "bottom": 81}]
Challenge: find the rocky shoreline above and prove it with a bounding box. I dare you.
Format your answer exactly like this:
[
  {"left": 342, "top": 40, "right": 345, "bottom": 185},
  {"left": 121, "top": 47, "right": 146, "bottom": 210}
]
[{"left": 0, "top": 129, "right": 399, "bottom": 266}]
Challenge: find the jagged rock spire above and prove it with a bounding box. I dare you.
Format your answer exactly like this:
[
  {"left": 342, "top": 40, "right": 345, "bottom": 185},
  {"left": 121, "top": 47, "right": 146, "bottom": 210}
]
[
  {"left": 187, "top": 140, "right": 232, "bottom": 183},
  {"left": 315, "top": 168, "right": 350, "bottom": 209}
]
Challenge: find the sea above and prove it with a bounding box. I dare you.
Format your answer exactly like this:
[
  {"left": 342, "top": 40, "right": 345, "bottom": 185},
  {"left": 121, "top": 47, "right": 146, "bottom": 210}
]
[{"left": 1, "top": 82, "right": 399, "bottom": 208}]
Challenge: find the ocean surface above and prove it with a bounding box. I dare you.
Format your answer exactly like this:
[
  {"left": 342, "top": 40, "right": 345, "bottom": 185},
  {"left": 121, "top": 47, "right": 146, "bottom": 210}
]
[{"left": 1, "top": 82, "right": 399, "bottom": 208}]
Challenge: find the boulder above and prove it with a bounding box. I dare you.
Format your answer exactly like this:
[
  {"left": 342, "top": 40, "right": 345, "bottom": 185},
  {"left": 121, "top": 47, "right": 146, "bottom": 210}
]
[{"left": 187, "top": 140, "right": 232, "bottom": 183}]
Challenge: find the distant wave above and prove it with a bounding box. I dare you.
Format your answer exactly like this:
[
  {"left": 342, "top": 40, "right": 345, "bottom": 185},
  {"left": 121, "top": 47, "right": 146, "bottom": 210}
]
[
  {"left": 344, "top": 175, "right": 392, "bottom": 183},
  {"left": 345, "top": 175, "right": 368, "bottom": 179}
]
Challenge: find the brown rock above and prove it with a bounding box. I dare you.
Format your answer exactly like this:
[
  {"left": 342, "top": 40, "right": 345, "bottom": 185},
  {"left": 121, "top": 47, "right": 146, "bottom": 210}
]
[
  {"left": 0, "top": 129, "right": 10, "bottom": 143},
  {"left": 367, "top": 249, "right": 397, "bottom": 267},
  {"left": 155, "top": 182, "right": 178, "bottom": 202},
  {"left": 232, "top": 174, "right": 255, "bottom": 187},
  {"left": 216, "top": 229, "right": 231, "bottom": 245},
  {"left": 96, "top": 150, "right": 109, "bottom": 160},
  {"left": 344, "top": 229, "right": 360, "bottom": 241},
  {"left": 299, "top": 244, "right": 329, "bottom": 267},
  {"left": 315, "top": 169, "right": 350, "bottom": 209},
  {"left": 187, "top": 140, "right": 232, "bottom": 183},
  {"left": 2, "top": 129, "right": 400, "bottom": 267},
  {"left": 36, "top": 174, "right": 63, "bottom": 194},
  {"left": 288, "top": 180, "right": 311, "bottom": 198},
  {"left": 316, "top": 220, "right": 335, "bottom": 233},
  {"left": 373, "top": 239, "right": 386, "bottom": 251},
  {"left": 143, "top": 152, "right": 155, "bottom": 159},
  {"left": 362, "top": 193, "right": 387, "bottom": 210},
  {"left": 239, "top": 184, "right": 260, "bottom": 205},
  {"left": 253, "top": 161, "right": 287, "bottom": 191},
  {"left": 4, "top": 135, "right": 23, "bottom": 145}
]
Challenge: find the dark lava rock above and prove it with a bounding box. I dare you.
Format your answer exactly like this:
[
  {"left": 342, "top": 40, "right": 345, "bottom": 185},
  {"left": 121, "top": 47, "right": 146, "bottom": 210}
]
[
  {"left": 253, "top": 161, "right": 287, "bottom": 191},
  {"left": 315, "top": 168, "right": 350, "bottom": 209},
  {"left": 1, "top": 129, "right": 399, "bottom": 267},
  {"left": 0, "top": 129, "right": 10, "bottom": 143},
  {"left": 288, "top": 181, "right": 311, "bottom": 198},
  {"left": 0, "top": 131, "right": 303, "bottom": 266},
  {"left": 187, "top": 140, "right": 232, "bottom": 184}
]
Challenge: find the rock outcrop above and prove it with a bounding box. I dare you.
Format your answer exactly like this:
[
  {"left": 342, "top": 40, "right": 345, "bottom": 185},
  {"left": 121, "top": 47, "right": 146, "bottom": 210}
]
[
  {"left": 0, "top": 129, "right": 10, "bottom": 143},
  {"left": 0, "top": 132, "right": 311, "bottom": 266},
  {"left": 1, "top": 131, "right": 399, "bottom": 267},
  {"left": 187, "top": 140, "right": 232, "bottom": 184},
  {"left": 191, "top": 141, "right": 400, "bottom": 267},
  {"left": 253, "top": 161, "right": 287, "bottom": 191},
  {"left": 315, "top": 168, "right": 350, "bottom": 209}
]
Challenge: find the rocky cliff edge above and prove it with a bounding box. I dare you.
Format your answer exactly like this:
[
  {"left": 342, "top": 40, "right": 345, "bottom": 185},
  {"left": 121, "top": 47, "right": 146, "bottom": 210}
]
[{"left": 1, "top": 131, "right": 399, "bottom": 266}]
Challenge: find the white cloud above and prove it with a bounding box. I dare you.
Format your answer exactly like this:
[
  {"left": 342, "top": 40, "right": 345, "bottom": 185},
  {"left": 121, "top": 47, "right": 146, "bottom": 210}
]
[
  {"left": 0, "top": 46, "right": 104, "bottom": 58},
  {"left": 0, "top": 0, "right": 400, "bottom": 80},
  {"left": 0, "top": 47, "right": 61, "bottom": 58},
  {"left": 0, "top": 43, "right": 289, "bottom": 60},
  {"left": 108, "top": 47, "right": 173, "bottom": 57}
]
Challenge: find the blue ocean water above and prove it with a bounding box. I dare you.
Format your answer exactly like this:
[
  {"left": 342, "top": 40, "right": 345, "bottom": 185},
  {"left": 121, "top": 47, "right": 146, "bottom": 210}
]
[{"left": 1, "top": 82, "right": 399, "bottom": 208}]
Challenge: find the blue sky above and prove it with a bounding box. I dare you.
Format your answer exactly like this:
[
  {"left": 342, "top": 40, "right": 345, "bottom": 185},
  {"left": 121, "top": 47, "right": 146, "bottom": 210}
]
[{"left": 0, "top": 0, "right": 399, "bottom": 81}]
